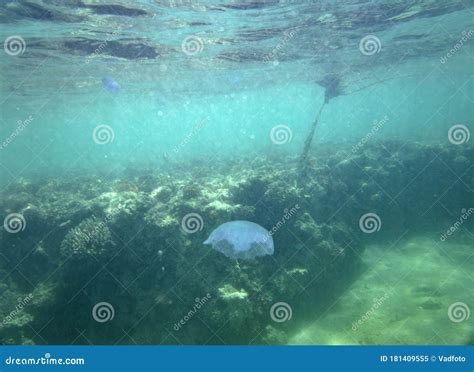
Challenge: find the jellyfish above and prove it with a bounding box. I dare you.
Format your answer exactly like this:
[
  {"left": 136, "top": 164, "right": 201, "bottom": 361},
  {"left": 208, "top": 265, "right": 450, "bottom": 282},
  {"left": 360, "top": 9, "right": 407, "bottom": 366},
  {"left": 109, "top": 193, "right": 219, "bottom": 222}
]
[
  {"left": 101, "top": 76, "right": 120, "bottom": 94},
  {"left": 204, "top": 221, "right": 274, "bottom": 260}
]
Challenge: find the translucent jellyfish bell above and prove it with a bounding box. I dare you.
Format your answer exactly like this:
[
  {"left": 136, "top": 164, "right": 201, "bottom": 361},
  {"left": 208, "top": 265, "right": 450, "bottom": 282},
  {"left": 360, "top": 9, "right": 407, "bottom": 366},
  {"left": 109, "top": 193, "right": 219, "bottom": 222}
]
[
  {"left": 204, "top": 221, "right": 274, "bottom": 260},
  {"left": 101, "top": 76, "right": 120, "bottom": 94}
]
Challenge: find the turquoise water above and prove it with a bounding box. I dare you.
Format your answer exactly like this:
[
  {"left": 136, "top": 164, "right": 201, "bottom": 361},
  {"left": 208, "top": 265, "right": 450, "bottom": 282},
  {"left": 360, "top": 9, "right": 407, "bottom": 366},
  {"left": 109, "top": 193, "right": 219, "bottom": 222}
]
[
  {"left": 1, "top": 1, "right": 473, "bottom": 178},
  {"left": 0, "top": 1, "right": 472, "bottom": 345}
]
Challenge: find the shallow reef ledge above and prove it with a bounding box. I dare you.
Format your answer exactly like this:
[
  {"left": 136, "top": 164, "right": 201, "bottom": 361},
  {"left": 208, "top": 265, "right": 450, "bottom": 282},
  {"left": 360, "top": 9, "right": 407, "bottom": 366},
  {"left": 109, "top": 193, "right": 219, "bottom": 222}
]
[{"left": 0, "top": 142, "right": 472, "bottom": 345}]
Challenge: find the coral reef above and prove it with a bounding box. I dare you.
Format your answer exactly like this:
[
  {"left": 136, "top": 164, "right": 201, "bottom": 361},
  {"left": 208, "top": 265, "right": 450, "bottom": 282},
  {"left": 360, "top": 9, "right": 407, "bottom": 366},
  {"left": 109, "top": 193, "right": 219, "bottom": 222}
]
[
  {"left": 0, "top": 141, "right": 472, "bottom": 345},
  {"left": 60, "top": 216, "right": 114, "bottom": 260}
]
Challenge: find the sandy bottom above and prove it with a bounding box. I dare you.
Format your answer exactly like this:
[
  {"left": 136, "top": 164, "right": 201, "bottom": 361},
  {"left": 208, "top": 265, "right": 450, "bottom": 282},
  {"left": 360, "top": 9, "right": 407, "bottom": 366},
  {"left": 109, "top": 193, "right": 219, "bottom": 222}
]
[{"left": 290, "top": 236, "right": 473, "bottom": 345}]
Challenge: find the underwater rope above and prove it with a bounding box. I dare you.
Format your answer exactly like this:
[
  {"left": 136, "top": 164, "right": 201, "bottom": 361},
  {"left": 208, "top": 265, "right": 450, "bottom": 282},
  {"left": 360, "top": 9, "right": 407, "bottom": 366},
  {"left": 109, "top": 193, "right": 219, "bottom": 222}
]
[{"left": 298, "top": 101, "right": 326, "bottom": 176}]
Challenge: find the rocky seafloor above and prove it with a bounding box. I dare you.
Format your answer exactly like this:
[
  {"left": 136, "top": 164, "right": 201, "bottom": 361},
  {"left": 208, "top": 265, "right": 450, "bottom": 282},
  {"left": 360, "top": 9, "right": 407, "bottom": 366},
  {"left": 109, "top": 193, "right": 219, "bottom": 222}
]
[{"left": 0, "top": 141, "right": 472, "bottom": 345}]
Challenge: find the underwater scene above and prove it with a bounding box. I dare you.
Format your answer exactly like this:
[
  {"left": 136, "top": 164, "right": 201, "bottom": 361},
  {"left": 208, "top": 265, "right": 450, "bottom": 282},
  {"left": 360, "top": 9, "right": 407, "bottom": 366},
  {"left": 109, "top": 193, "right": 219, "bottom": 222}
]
[{"left": 0, "top": 0, "right": 472, "bottom": 346}]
